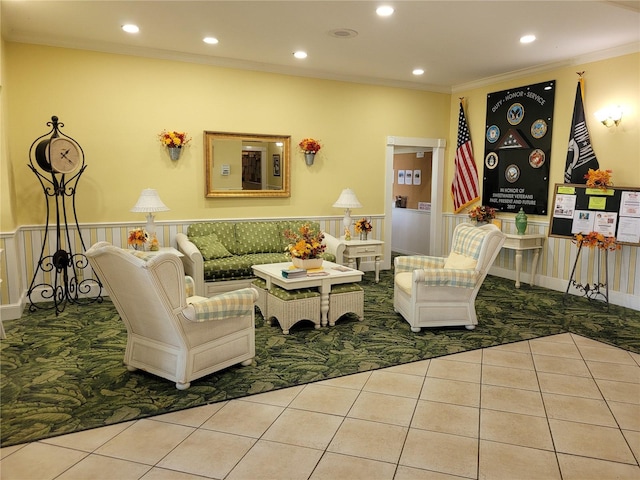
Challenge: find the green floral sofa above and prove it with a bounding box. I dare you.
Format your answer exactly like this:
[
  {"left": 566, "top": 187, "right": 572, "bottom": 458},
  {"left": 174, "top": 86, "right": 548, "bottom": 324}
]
[{"left": 176, "top": 220, "right": 344, "bottom": 296}]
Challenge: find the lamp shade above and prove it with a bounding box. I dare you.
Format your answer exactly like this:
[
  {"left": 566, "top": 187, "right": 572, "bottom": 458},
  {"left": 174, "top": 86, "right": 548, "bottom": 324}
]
[
  {"left": 131, "top": 189, "right": 169, "bottom": 213},
  {"left": 332, "top": 188, "right": 362, "bottom": 209}
]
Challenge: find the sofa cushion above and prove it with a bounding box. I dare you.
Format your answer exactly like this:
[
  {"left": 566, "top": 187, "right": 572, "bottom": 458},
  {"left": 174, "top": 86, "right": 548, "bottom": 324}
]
[
  {"left": 188, "top": 222, "right": 237, "bottom": 253},
  {"left": 444, "top": 251, "right": 477, "bottom": 270},
  {"left": 190, "top": 234, "right": 233, "bottom": 260},
  {"left": 234, "top": 222, "right": 283, "bottom": 255}
]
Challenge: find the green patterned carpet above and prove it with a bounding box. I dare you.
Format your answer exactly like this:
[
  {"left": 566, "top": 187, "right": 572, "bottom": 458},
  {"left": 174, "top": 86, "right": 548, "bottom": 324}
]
[{"left": 2, "top": 267, "right": 639, "bottom": 447}]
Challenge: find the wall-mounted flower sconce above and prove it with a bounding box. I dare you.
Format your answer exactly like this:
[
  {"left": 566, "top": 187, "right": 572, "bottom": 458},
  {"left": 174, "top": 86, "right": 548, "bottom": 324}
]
[
  {"left": 159, "top": 130, "right": 191, "bottom": 160},
  {"left": 298, "top": 138, "right": 322, "bottom": 165},
  {"left": 594, "top": 106, "right": 623, "bottom": 127}
]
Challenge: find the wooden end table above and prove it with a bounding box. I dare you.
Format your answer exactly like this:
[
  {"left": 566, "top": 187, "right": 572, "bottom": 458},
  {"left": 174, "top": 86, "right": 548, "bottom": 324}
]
[{"left": 341, "top": 238, "right": 384, "bottom": 283}]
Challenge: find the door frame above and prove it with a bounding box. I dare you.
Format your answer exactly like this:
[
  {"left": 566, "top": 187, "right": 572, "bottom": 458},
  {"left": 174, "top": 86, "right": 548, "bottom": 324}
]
[{"left": 384, "top": 136, "right": 447, "bottom": 268}]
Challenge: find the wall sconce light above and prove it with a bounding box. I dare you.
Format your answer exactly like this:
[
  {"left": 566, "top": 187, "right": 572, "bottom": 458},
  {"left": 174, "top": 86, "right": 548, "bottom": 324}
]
[{"left": 594, "top": 106, "right": 623, "bottom": 127}]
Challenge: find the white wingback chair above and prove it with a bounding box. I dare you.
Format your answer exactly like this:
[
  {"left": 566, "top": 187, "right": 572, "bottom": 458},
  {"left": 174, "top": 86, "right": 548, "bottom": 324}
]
[
  {"left": 86, "top": 242, "right": 258, "bottom": 389},
  {"left": 394, "top": 223, "right": 506, "bottom": 332}
]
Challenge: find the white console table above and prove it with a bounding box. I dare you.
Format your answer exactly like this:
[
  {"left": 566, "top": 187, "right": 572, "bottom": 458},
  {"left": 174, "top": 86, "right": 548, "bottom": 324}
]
[{"left": 502, "top": 234, "right": 545, "bottom": 288}]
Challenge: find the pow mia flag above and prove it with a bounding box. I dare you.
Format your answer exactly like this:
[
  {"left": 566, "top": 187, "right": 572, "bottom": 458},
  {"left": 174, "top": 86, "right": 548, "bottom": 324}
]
[{"left": 564, "top": 79, "right": 599, "bottom": 184}]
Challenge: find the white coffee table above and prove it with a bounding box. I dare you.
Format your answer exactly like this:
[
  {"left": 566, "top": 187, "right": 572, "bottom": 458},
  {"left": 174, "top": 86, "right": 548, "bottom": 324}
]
[{"left": 252, "top": 261, "right": 364, "bottom": 327}]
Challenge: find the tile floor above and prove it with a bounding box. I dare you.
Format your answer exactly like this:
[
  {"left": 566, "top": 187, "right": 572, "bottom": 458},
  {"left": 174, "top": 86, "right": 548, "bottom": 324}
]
[{"left": 1, "top": 333, "right": 639, "bottom": 480}]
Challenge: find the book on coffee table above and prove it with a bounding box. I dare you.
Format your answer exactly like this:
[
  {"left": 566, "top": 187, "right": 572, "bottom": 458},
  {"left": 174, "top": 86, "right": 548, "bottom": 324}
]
[{"left": 281, "top": 268, "right": 306, "bottom": 278}]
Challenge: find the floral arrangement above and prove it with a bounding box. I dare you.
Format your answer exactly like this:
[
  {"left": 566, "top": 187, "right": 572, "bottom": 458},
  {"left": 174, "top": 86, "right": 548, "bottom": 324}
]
[
  {"left": 585, "top": 168, "right": 613, "bottom": 190},
  {"left": 298, "top": 138, "right": 322, "bottom": 153},
  {"left": 573, "top": 232, "right": 620, "bottom": 251},
  {"left": 159, "top": 130, "right": 191, "bottom": 148},
  {"left": 468, "top": 205, "right": 496, "bottom": 223},
  {"left": 355, "top": 218, "right": 372, "bottom": 234},
  {"left": 283, "top": 223, "right": 326, "bottom": 259},
  {"left": 128, "top": 228, "right": 149, "bottom": 249}
]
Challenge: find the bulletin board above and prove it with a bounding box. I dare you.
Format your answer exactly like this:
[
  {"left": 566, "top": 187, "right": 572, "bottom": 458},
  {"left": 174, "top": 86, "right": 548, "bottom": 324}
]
[{"left": 549, "top": 183, "right": 640, "bottom": 246}]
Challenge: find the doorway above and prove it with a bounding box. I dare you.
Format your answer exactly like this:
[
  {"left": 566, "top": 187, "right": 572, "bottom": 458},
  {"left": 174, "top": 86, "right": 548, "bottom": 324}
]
[{"left": 384, "top": 136, "right": 446, "bottom": 269}]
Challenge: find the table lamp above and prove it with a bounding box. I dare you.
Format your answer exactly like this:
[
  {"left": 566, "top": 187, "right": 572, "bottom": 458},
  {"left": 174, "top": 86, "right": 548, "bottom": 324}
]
[
  {"left": 333, "top": 188, "right": 362, "bottom": 238},
  {"left": 130, "top": 188, "right": 169, "bottom": 236}
]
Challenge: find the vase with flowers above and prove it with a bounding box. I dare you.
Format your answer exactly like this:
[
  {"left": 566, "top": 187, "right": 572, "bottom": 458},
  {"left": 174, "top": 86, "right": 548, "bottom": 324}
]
[
  {"left": 584, "top": 168, "right": 613, "bottom": 190},
  {"left": 284, "top": 223, "right": 326, "bottom": 269},
  {"left": 468, "top": 205, "right": 496, "bottom": 225},
  {"left": 355, "top": 218, "right": 372, "bottom": 240},
  {"left": 299, "top": 138, "right": 322, "bottom": 165},
  {"left": 128, "top": 228, "right": 149, "bottom": 250},
  {"left": 159, "top": 130, "right": 191, "bottom": 160}
]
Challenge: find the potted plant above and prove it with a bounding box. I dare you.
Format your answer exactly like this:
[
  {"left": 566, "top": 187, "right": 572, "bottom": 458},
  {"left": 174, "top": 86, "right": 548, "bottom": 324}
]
[
  {"left": 159, "top": 130, "right": 191, "bottom": 160},
  {"left": 468, "top": 205, "right": 496, "bottom": 224},
  {"left": 283, "top": 223, "right": 326, "bottom": 269},
  {"left": 355, "top": 218, "right": 372, "bottom": 240},
  {"left": 298, "top": 138, "right": 322, "bottom": 165}
]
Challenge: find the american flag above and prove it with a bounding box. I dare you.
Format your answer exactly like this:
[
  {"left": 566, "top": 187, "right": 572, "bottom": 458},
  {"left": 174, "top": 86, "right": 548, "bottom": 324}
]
[{"left": 451, "top": 101, "right": 480, "bottom": 212}]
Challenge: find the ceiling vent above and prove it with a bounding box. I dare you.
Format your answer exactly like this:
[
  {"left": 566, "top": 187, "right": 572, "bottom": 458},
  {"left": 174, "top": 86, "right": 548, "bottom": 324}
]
[{"left": 328, "top": 29, "right": 358, "bottom": 39}]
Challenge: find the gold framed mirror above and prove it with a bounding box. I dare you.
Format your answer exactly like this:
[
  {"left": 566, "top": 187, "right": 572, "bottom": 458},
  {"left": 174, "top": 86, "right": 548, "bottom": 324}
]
[{"left": 204, "top": 131, "right": 291, "bottom": 197}]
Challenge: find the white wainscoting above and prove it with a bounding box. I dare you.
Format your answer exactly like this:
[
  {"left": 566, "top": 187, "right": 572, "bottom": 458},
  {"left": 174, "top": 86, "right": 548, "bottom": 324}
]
[
  {"left": 391, "top": 207, "right": 430, "bottom": 256},
  {"left": 0, "top": 215, "right": 385, "bottom": 320}
]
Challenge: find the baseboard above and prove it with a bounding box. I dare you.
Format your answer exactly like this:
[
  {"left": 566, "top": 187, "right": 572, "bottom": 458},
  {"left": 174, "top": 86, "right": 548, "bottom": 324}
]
[
  {"left": 0, "top": 299, "right": 26, "bottom": 322},
  {"left": 490, "top": 266, "right": 639, "bottom": 311}
]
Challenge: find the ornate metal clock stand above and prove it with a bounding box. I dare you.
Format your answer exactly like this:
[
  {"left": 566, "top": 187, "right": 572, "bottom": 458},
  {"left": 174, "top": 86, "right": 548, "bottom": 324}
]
[{"left": 27, "top": 115, "right": 102, "bottom": 314}]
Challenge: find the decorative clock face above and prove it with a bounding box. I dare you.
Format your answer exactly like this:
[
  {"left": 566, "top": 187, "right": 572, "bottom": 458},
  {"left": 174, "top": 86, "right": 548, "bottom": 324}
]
[{"left": 49, "top": 137, "right": 81, "bottom": 174}]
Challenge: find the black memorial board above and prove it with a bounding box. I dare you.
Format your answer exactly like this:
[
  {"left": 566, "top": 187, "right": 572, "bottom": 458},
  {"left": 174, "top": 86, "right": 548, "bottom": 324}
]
[
  {"left": 483, "top": 81, "right": 556, "bottom": 215},
  {"left": 549, "top": 183, "right": 640, "bottom": 247}
]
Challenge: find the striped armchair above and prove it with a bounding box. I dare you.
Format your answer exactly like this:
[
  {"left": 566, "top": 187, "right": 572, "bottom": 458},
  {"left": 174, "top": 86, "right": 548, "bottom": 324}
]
[
  {"left": 87, "top": 242, "right": 258, "bottom": 389},
  {"left": 394, "top": 223, "right": 505, "bottom": 332}
]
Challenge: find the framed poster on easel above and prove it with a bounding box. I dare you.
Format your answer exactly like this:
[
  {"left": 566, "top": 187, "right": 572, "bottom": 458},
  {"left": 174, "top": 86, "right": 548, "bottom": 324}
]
[{"left": 549, "top": 183, "right": 640, "bottom": 246}]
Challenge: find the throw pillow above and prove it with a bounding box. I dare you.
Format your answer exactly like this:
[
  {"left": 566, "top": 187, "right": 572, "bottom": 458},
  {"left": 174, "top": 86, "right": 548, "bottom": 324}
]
[
  {"left": 443, "top": 251, "right": 477, "bottom": 270},
  {"left": 190, "top": 234, "right": 233, "bottom": 260}
]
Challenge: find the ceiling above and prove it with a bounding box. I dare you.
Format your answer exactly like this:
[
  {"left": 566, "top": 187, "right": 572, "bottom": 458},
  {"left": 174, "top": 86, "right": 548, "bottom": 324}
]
[{"left": 2, "top": 1, "right": 639, "bottom": 92}]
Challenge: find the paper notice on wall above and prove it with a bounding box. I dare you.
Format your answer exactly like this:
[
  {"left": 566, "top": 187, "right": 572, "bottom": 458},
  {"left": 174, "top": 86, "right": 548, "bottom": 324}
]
[
  {"left": 593, "top": 212, "right": 617, "bottom": 236},
  {"left": 620, "top": 191, "right": 640, "bottom": 217},
  {"left": 571, "top": 210, "right": 595, "bottom": 234},
  {"left": 617, "top": 217, "right": 640, "bottom": 244},
  {"left": 553, "top": 194, "right": 576, "bottom": 219}
]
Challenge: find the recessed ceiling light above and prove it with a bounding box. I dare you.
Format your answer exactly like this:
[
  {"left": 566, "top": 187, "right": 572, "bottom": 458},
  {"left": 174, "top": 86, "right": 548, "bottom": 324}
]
[
  {"left": 376, "top": 6, "right": 394, "bottom": 17},
  {"left": 122, "top": 24, "right": 139, "bottom": 34},
  {"left": 520, "top": 34, "right": 536, "bottom": 44},
  {"left": 293, "top": 51, "right": 307, "bottom": 59},
  {"left": 203, "top": 37, "right": 219, "bottom": 45},
  {"left": 412, "top": 68, "right": 424, "bottom": 76}
]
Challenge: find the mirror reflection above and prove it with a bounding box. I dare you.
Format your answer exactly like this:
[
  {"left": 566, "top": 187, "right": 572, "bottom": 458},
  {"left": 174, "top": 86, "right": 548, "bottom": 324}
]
[{"left": 205, "top": 131, "right": 290, "bottom": 197}]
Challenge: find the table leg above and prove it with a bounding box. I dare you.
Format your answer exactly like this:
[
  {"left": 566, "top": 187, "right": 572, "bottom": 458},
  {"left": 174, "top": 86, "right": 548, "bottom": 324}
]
[
  {"left": 514, "top": 251, "right": 523, "bottom": 288},
  {"left": 530, "top": 249, "right": 540, "bottom": 286},
  {"left": 320, "top": 285, "right": 330, "bottom": 327},
  {"left": 345, "top": 255, "right": 356, "bottom": 270},
  {"left": 374, "top": 255, "right": 381, "bottom": 283}
]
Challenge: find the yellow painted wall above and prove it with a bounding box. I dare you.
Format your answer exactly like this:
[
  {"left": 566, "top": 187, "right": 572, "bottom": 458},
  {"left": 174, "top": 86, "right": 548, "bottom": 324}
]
[
  {"left": 5, "top": 43, "right": 450, "bottom": 226},
  {"left": 448, "top": 52, "right": 640, "bottom": 218},
  {"left": 1, "top": 36, "right": 18, "bottom": 232}
]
